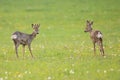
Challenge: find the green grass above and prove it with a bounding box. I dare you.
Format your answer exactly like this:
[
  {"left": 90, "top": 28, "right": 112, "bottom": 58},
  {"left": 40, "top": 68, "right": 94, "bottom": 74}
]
[{"left": 0, "top": 0, "right": 120, "bottom": 80}]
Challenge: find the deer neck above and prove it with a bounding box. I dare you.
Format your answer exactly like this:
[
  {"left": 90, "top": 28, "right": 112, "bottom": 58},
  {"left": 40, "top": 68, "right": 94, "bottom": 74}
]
[
  {"left": 89, "top": 29, "right": 93, "bottom": 34},
  {"left": 31, "top": 32, "right": 37, "bottom": 39}
]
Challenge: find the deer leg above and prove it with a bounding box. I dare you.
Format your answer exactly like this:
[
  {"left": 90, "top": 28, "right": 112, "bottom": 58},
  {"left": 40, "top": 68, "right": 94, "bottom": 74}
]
[
  {"left": 100, "top": 44, "right": 104, "bottom": 56},
  {"left": 28, "top": 44, "right": 34, "bottom": 58},
  {"left": 22, "top": 45, "right": 25, "bottom": 58},
  {"left": 98, "top": 41, "right": 104, "bottom": 56},
  {"left": 93, "top": 42, "right": 96, "bottom": 55},
  {"left": 15, "top": 42, "right": 20, "bottom": 58},
  {"left": 98, "top": 41, "right": 102, "bottom": 55}
]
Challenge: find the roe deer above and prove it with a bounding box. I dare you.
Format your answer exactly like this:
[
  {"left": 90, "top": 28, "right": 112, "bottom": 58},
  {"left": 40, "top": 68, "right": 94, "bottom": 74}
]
[
  {"left": 84, "top": 20, "right": 104, "bottom": 56},
  {"left": 11, "top": 24, "right": 40, "bottom": 58}
]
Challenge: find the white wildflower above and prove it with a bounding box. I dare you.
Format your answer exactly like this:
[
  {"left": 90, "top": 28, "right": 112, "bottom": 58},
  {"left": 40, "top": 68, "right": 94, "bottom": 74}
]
[
  {"left": 69, "top": 69, "right": 75, "bottom": 74},
  {"left": 41, "top": 45, "right": 45, "bottom": 49},
  {"left": 29, "top": 71, "right": 31, "bottom": 74},
  {"left": 86, "top": 71, "right": 89, "bottom": 74},
  {"left": 104, "top": 56, "right": 106, "bottom": 58},
  {"left": 5, "top": 71, "right": 8, "bottom": 74},
  {"left": 0, "top": 78, "right": 3, "bottom": 80},
  {"left": 72, "top": 64, "right": 75, "bottom": 67},
  {"left": 104, "top": 70, "right": 107, "bottom": 73},
  {"left": 25, "top": 71, "right": 28, "bottom": 74},
  {"left": 5, "top": 76, "right": 8, "bottom": 80},
  {"left": 110, "top": 46, "right": 112, "bottom": 49},
  {"left": 64, "top": 68, "right": 67, "bottom": 72},
  {"left": 47, "top": 26, "right": 51, "bottom": 30},
  {"left": 110, "top": 68, "right": 114, "bottom": 71},
  {"left": 47, "top": 76, "right": 52, "bottom": 80},
  {"left": 70, "top": 56, "right": 74, "bottom": 59},
  {"left": 4, "top": 52, "right": 6, "bottom": 55},
  {"left": 118, "top": 69, "right": 120, "bottom": 72},
  {"left": 18, "top": 74, "right": 23, "bottom": 78},
  {"left": 97, "top": 69, "right": 100, "bottom": 73}
]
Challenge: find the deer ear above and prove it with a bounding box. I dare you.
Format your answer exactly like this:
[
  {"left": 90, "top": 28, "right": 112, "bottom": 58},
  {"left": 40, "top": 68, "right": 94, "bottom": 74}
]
[
  {"left": 38, "top": 24, "right": 40, "bottom": 27},
  {"left": 32, "top": 24, "right": 34, "bottom": 28},
  {"left": 86, "top": 20, "right": 89, "bottom": 23},
  {"left": 91, "top": 21, "right": 93, "bottom": 25}
]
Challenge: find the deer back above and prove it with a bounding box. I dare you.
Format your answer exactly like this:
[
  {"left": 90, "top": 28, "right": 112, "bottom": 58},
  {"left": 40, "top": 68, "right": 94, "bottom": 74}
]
[{"left": 90, "top": 30, "right": 103, "bottom": 43}]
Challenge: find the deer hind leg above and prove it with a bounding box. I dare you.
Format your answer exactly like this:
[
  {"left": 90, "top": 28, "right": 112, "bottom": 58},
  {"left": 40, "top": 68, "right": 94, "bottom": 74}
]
[
  {"left": 93, "top": 42, "right": 96, "bottom": 55},
  {"left": 98, "top": 40, "right": 104, "bottom": 56},
  {"left": 100, "top": 44, "right": 104, "bottom": 56},
  {"left": 28, "top": 44, "right": 34, "bottom": 58}
]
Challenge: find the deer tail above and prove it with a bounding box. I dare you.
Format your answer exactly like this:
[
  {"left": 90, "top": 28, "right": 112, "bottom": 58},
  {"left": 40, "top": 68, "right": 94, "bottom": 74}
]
[{"left": 11, "top": 34, "right": 17, "bottom": 39}]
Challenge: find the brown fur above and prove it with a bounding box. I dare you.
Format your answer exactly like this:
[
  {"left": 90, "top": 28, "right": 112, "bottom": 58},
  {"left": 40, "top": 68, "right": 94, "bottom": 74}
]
[
  {"left": 84, "top": 20, "right": 104, "bottom": 56},
  {"left": 11, "top": 24, "right": 40, "bottom": 58}
]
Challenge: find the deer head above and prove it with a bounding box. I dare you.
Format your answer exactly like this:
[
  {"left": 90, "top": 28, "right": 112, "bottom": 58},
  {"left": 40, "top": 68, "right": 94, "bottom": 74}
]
[
  {"left": 84, "top": 20, "right": 93, "bottom": 32},
  {"left": 32, "top": 24, "right": 40, "bottom": 34}
]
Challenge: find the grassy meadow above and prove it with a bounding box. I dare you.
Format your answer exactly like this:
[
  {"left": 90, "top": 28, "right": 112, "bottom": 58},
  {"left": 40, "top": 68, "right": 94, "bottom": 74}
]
[{"left": 0, "top": 0, "right": 120, "bottom": 80}]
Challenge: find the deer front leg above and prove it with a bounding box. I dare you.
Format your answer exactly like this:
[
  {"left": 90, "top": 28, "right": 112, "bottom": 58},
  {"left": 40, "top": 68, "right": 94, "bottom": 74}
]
[
  {"left": 28, "top": 44, "right": 34, "bottom": 58},
  {"left": 15, "top": 43, "right": 20, "bottom": 58}
]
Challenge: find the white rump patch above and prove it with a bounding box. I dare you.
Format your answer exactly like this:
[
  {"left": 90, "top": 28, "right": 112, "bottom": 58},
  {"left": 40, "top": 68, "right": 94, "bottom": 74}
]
[
  {"left": 96, "top": 32, "right": 103, "bottom": 38},
  {"left": 11, "top": 34, "right": 17, "bottom": 39}
]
